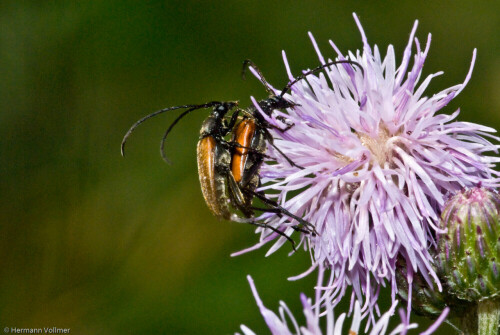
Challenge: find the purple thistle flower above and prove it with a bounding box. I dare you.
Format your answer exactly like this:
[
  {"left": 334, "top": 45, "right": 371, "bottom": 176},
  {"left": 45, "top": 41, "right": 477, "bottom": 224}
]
[
  {"left": 234, "top": 13, "right": 500, "bottom": 317},
  {"left": 236, "top": 275, "right": 419, "bottom": 335}
]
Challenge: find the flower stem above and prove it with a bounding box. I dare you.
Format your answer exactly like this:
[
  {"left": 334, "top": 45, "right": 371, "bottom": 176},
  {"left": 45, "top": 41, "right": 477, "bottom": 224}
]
[
  {"left": 454, "top": 305, "right": 478, "bottom": 335},
  {"left": 478, "top": 299, "right": 500, "bottom": 335}
]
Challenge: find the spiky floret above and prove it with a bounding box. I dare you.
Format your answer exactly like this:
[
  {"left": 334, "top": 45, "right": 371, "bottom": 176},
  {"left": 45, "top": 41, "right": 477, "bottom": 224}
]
[
  {"left": 236, "top": 275, "right": 418, "bottom": 335},
  {"left": 235, "top": 13, "right": 500, "bottom": 316}
]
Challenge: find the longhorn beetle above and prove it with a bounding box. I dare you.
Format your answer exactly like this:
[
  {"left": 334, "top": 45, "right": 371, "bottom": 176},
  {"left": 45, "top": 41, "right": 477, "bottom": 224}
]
[{"left": 121, "top": 59, "right": 364, "bottom": 249}]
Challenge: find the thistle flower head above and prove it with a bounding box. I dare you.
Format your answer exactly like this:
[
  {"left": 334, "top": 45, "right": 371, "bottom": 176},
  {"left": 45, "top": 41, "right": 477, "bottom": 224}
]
[{"left": 235, "top": 13, "right": 500, "bottom": 315}]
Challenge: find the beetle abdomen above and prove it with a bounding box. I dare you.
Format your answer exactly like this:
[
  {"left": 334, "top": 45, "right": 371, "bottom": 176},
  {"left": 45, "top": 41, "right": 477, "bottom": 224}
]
[
  {"left": 231, "top": 119, "right": 256, "bottom": 183},
  {"left": 197, "top": 136, "right": 232, "bottom": 219}
]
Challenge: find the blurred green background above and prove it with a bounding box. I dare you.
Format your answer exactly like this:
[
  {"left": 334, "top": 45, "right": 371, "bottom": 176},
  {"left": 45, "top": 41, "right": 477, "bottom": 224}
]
[{"left": 1, "top": 1, "right": 499, "bottom": 334}]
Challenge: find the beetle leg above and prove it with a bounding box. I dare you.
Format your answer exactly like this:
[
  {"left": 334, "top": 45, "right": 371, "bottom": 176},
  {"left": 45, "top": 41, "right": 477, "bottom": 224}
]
[
  {"left": 223, "top": 108, "right": 241, "bottom": 134},
  {"left": 246, "top": 219, "right": 297, "bottom": 251},
  {"left": 243, "top": 188, "right": 318, "bottom": 236},
  {"left": 226, "top": 141, "right": 271, "bottom": 160},
  {"left": 269, "top": 141, "right": 304, "bottom": 170},
  {"left": 274, "top": 116, "right": 295, "bottom": 132},
  {"left": 225, "top": 168, "right": 297, "bottom": 251},
  {"left": 225, "top": 166, "right": 254, "bottom": 217},
  {"left": 249, "top": 207, "right": 311, "bottom": 235},
  {"left": 260, "top": 129, "right": 304, "bottom": 169},
  {"left": 239, "top": 157, "right": 263, "bottom": 189}
]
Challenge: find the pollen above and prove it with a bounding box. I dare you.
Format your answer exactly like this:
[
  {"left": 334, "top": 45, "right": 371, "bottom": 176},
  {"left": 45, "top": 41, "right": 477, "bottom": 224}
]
[{"left": 356, "top": 124, "right": 395, "bottom": 167}]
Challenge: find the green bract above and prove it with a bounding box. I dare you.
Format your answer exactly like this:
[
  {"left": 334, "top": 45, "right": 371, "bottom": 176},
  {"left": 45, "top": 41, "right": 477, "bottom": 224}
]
[
  {"left": 437, "top": 187, "right": 500, "bottom": 302},
  {"left": 396, "top": 256, "right": 471, "bottom": 319}
]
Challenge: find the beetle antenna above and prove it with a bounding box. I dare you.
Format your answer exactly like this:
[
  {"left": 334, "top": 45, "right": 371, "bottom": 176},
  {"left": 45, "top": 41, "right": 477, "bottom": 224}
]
[
  {"left": 279, "top": 59, "right": 364, "bottom": 98},
  {"left": 242, "top": 59, "right": 274, "bottom": 95},
  {"left": 121, "top": 102, "right": 222, "bottom": 157},
  {"left": 160, "top": 106, "right": 204, "bottom": 164}
]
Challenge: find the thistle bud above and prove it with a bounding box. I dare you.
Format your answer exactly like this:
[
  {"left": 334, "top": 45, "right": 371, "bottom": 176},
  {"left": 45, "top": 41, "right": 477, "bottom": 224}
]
[{"left": 437, "top": 187, "right": 500, "bottom": 302}]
